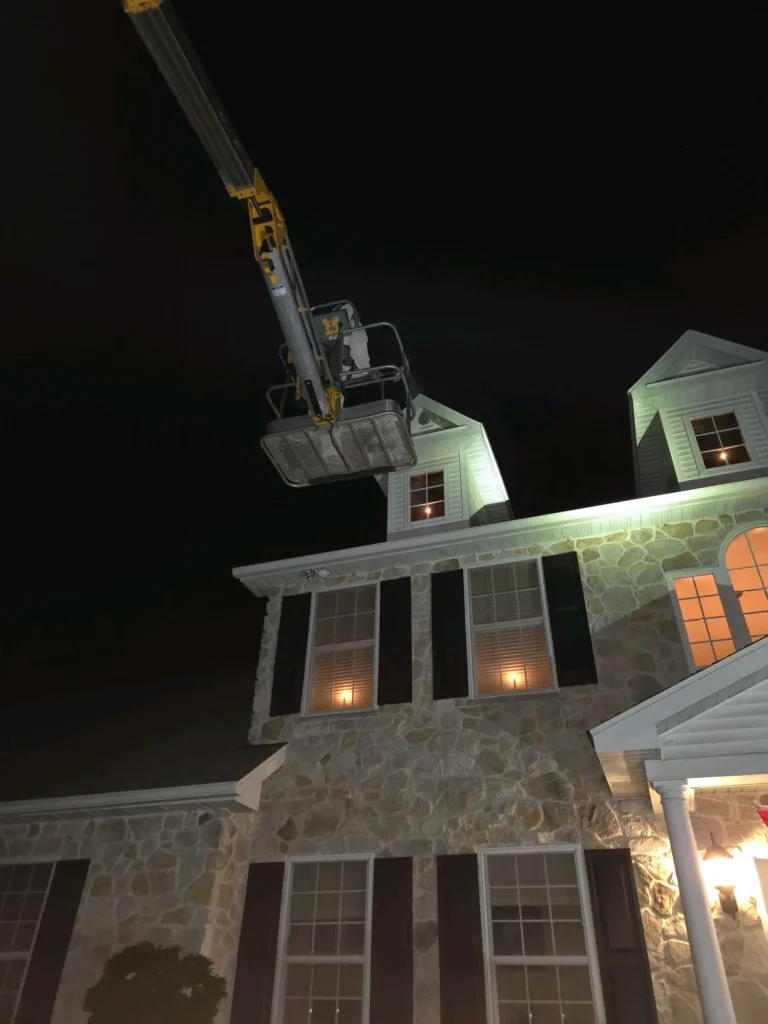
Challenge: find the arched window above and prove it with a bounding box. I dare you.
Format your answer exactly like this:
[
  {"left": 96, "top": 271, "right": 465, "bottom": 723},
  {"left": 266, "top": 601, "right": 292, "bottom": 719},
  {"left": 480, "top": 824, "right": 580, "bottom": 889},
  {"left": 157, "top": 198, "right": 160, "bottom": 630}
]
[{"left": 726, "top": 527, "right": 768, "bottom": 641}]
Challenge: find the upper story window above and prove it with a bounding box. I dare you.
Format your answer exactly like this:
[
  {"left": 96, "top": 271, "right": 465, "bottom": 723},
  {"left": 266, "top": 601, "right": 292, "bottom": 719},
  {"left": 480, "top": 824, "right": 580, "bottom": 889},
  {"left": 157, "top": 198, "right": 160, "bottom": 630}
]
[
  {"left": 671, "top": 527, "right": 768, "bottom": 669},
  {"left": 306, "top": 586, "right": 378, "bottom": 713},
  {"left": 691, "top": 412, "right": 750, "bottom": 469},
  {"left": 409, "top": 470, "right": 445, "bottom": 522},
  {"left": 467, "top": 560, "right": 554, "bottom": 695},
  {"left": 673, "top": 574, "right": 735, "bottom": 667},
  {"left": 0, "top": 862, "right": 53, "bottom": 1024},
  {"left": 481, "top": 849, "right": 603, "bottom": 1024},
  {"left": 276, "top": 858, "right": 371, "bottom": 1024},
  {"left": 726, "top": 527, "right": 768, "bottom": 641}
]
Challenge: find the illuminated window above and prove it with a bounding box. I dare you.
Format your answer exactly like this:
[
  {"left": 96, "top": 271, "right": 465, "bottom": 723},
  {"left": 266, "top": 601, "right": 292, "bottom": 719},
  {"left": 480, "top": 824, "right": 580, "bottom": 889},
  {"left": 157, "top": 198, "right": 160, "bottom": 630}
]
[
  {"left": 409, "top": 470, "right": 445, "bottom": 522},
  {"left": 468, "top": 561, "right": 554, "bottom": 695},
  {"left": 307, "top": 586, "right": 377, "bottom": 713},
  {"left": 726, "top": 528, "right": 768, "bottom": 642},
  {"left": 277, "top": 859, "right": 371, "bottom": 1024},
  {"left": 691, "top": 413, "right": 750, "bottom": 469},
  {"left": 673, "top": 574, "right": 735, "bottom": 667},
  {"left": 0, "top": 863, "right": 53, "bottom": 1024},
  {"left": 481, "top": 850, "right": 602, "bottom": 1024}
]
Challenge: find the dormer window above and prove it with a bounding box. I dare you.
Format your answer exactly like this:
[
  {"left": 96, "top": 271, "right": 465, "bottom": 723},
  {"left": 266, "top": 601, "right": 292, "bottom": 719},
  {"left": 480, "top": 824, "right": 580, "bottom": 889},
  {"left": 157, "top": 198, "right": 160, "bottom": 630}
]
[
  {"left": 691, "top": 413, "right": 750, "bottom": 469},
  {"left": 409, "top": 470, "right": 445, "bottom": 522}
]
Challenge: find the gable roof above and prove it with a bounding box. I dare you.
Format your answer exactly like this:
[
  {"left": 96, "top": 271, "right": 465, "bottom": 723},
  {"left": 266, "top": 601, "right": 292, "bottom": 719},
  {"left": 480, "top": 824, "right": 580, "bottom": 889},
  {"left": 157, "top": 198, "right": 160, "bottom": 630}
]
[
  {"left": 629, "top": 330, "right": 766, "bottom": 392},
  {"left": 590, "top": 636, "right": 768, "bottom": 798},
  {"left": 0, "top": 671, "right": 284, "bottom": 821}
]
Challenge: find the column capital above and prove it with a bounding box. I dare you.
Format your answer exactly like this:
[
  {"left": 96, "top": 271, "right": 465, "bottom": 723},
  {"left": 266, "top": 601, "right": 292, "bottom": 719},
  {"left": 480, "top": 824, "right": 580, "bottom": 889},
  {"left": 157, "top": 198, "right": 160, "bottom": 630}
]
[{"left": 654, "top": 779, "right": 689, "bottom": 800}]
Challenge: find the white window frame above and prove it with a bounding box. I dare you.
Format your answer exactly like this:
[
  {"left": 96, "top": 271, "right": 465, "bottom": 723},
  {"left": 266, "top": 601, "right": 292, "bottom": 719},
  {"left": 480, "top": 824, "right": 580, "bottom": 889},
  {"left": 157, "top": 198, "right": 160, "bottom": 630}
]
[
  {"left": 301, "top": 582, "right": 380, "bottom": 717},
  {"left": 270, "top": 854, "right": 375, "bottom": 1024},
  {"left": 684, "top": 407, "right": 752, "bottom": 478},
  {"left": 0, "top": 858, "right": 55, "bottom": 1024},
  {"left": 478, "top": 845, "right": 606, "bottom": 1024},
  {"left": 464, "top": 557, "right": 558, "bottom": 699}
]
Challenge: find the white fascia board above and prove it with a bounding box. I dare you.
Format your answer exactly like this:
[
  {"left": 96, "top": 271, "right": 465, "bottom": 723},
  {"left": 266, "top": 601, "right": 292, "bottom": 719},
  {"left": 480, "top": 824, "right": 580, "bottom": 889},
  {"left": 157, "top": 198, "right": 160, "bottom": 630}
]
[
  {"left": 642, "top": 360, "right": 766, "bottom": 395},
  {"left": 233, "top": 476, "right": 768, "bottom": 594},
  {"left": 0, "top": 746, "right": 286, "bottom": 822},
  {"left": 646, "top": 753, "right": 768, "bottom": 787},
  {"left": 629, "top": 331, "right": 765, "bottom": 392},
  {"left": 591, "top": 636, "right": 768, "bottom": 754}
]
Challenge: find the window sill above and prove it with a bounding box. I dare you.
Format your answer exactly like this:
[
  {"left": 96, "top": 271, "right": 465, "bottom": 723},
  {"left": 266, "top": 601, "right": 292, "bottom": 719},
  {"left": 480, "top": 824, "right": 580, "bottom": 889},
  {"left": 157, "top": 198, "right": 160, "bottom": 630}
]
[
  {"left": 300, "top": 705, "right": 378, "bottom": 721},
  {"left": 465, "top": 688, "right": 560, "bottom": 705}
]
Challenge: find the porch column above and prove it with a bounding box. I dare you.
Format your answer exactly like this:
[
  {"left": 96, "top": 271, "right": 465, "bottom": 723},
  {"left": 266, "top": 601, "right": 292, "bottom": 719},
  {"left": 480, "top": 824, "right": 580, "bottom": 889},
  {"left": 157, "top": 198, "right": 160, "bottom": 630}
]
[{"left": 654, "top": 780, "right": 736, "bottom": 1024}]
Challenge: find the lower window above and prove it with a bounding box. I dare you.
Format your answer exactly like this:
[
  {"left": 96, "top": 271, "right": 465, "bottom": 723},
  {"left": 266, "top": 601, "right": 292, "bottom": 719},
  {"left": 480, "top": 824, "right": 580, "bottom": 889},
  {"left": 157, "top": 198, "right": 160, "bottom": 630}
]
[
  {"left": 482, "top": 849, "right": 602, "bottom": 1024},
  {"left": 0, "top": 863, "right": 53, "bottom": 1024},
  {"left": 277, "top": 858, "right": 371, "bottom": 1024}
]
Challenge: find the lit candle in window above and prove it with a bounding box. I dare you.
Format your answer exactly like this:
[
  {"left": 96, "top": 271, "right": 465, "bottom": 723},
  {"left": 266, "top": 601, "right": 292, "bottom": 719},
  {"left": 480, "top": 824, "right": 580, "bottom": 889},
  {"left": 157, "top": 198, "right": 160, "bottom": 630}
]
[
  {"left": 425, "top": 505, "right": 432, "bottom": 517},
  {"left": 337, "top": 688, "right": 353, "bottom": 708},
  {"left": 720, "top": 450, "right": 728, "bottom": 462},
  {"left": 504, "top": 672, "right": 519, "bottom": 689}
]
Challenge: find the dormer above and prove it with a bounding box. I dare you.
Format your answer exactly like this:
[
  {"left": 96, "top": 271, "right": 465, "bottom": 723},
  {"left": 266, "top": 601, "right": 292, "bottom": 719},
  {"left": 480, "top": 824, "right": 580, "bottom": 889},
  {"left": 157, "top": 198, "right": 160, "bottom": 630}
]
[
  {"left": 629, "top": 330, "right": 768, "bottom": 497},
  {"left": 382, "top": 395, "right": 510, "bottom": 538}
]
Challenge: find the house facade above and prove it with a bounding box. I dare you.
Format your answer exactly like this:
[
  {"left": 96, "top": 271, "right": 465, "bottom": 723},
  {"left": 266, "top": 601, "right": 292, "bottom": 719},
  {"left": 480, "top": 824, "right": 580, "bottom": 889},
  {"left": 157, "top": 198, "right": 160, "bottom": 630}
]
[{"left": 3, "top": 330, "right": 768, "bottom": 1024}]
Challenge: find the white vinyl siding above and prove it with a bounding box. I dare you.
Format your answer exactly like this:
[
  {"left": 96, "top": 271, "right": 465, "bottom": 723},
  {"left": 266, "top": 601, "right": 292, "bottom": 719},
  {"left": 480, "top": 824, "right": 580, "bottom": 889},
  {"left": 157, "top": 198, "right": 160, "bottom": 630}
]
[
  {"left": 305, "top": 586, "right": 378, "bottom": 713},
  {"left": 480, "top": 849, "right": 605, "bottom": 1024},
  {"left": 0, "top": 863, "right": 53, "bottom": 1024},
  {"left": 662, "top": 395, "right": 768, "bottom": 484},
  {"left": 274, "top": 858, "right": 372, "bottom": 1024},
  {"left": 466, "top": 560, "right": 555, "bottom": 696}
]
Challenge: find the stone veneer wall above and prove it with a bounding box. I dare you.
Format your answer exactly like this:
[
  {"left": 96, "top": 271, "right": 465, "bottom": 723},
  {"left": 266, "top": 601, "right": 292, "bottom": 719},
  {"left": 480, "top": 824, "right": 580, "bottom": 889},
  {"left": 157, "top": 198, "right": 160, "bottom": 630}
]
[
  {"left": 0, "top": 809, "right": 254, "bottom": 1024},
  {"left": 248, "top": 511, "right": 768, "bottom": 1024}
]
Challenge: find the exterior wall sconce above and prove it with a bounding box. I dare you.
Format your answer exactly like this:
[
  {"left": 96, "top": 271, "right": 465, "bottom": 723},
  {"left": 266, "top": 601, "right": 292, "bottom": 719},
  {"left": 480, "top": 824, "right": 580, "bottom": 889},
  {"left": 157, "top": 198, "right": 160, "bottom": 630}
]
[{"left": 703, "top": 832, "right": 739, "bottom": 918}]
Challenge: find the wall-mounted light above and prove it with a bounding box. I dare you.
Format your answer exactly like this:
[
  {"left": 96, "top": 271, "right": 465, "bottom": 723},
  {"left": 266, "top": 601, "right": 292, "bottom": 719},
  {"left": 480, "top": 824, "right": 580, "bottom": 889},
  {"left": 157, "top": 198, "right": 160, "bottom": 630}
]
[
  {"left": 304, "top": 567, "right": 331, "bottom": 580},
  {"left": 702, "top": 833, "right": 739, "bottom": 918}
]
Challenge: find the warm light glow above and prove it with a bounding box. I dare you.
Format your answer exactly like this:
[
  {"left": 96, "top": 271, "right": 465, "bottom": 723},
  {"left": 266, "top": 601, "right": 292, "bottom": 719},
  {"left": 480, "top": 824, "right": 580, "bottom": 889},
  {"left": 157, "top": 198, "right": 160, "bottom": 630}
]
[
  {"left": 720, "top": 450, "right": 728, "bottom": 462},
  {"left": 504, "top": 671, "right": 521, "bottom": 689},
  {"left": 703, "top": 843, "right": 737, "bottom": 892},
  {"left": 425, "top": 505, "right": 432, "bottom": 517},
  {"left": 336, "top": 687, "right": 354, "bottom": 708}
]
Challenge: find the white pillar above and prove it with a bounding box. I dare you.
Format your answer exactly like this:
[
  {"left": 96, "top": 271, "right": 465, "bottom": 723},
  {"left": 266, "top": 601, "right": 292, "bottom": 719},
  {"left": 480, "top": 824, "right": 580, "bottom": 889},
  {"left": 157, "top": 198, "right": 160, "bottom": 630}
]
[{"left": 655, "top": 780, "right": 736, "bottom": 1024}]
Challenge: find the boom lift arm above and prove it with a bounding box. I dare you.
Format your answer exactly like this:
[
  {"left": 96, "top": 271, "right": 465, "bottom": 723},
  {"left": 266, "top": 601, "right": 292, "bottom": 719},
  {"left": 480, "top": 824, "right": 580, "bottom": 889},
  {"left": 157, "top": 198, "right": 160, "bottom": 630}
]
[{"left": 123, "top": 0, "right": 417, "bottom": 485}]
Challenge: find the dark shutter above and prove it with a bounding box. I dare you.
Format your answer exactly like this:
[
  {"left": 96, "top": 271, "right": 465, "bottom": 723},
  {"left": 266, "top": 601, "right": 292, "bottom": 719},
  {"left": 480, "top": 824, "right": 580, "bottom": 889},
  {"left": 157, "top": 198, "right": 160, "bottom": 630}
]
[
  {"left": 437, "top": 854, "right": 486, "bottom": 1024},
  {"left": 231, "top": 861, "right": 285, "bottom": 1024},
  {"left": 370, "top": 857, "right": 413, "bottom": 1024},
  {"left": 15, "top": 859, "right": 89, "bottom": 1024},
  {"left": 270, "top": 593, "right": 311, "bottom": 716},
  {"left": 431, "top": 570, "right": 469, "bottom": 699},
  {"left": 585, "top": 849, "right": 658, "bottom": 1024},
  {"left": 541, "top": 551, "right": 598, "bottom": 686},
  {"left": 377, "top": 577, "right": 412, "bottom": 705}
]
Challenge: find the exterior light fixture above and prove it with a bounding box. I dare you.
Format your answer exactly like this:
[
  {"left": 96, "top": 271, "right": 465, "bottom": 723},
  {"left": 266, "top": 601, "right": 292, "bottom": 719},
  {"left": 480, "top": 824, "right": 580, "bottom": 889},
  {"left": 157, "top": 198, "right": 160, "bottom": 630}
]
[
  {"left": 703, "top": 833, "right": 739, "bottom": 917},
  {"left": 304, "top": 569, "right": 317, "bottom": 580},
  {"left": 317, "top": 568, "right": 331, "bottom": 579}
]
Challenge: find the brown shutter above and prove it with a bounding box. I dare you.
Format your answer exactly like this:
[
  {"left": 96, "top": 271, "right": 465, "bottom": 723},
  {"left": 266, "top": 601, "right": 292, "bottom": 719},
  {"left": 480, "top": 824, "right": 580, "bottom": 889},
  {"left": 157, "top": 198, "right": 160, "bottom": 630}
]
[
  {"left": 437, "top": 854, "right": 486, "bottom": 1024},
  {"left": 15, "top": 859, "right": 89, "bottom": 1024},
  {"left": 585, "top": 849, "right": 659, "bottom": 1024},
  {"left": 541, "top": 551, "right": 598, "bottom": 686},
  {"left": 370, "top": 857, "right": 413, "bottom": 1024},
  {"left": 431, "top": 570, "right": 469, "bottom": 699},
  {"left": 270, "top": 593, "right": 311, "bottom": 716},
  {"left": 231, "top": 861, "right": 285, "bottom": 1024},
  {"left": 377, "top": 577, "right": 412, "bottom": 706}
]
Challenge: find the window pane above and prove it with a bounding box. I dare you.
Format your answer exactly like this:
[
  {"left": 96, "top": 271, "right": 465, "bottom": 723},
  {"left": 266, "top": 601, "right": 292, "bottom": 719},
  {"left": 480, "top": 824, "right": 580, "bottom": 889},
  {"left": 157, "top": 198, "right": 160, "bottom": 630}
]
[
  {"left": 293, "top": 863, "right": 318, "bottom": 893},
  {"left": 546, "top": 854, "right": 577, "bottom": 885},
  {"left": 726, "top": 533, "right": 752, "bottom": 568},
  {"left": 341, "top": 861, "right": 368, "bottom": 891},
  {"left": 338, "top": 963, "right": 364, "bottom": 998},
  {"left": 696, "top": 432, "right": 720, "bottom": 453},
  {"left": 313, "top": 924, "right": 339, "bottom": 954},
  {"left": 291, "top": 893, "right": 315, "bottom": 922},
  {"left": 517, "top": 855, "right": 546, "bottom": 886},
  {"left": 674, "top": 576, "right": 696, "bottom": 600},
  {"left": 694, "top": 575, "right": 718, "bottom": 596},
  {"left": 312, "top": 963, "right": 338, "bottom": 997},
  {"left": 729, "top": 445, "right": 751, "bottom": 464},
  {"left": 337, "top": 1002, "right": 362, "bottom": 1024},
  {"left": 496, "top": 965, "right": 527, "bottom": 1000},
  {"left": 559, "top": 965, "right": 593, "bottom": 1001},
  {"left": 522, "top": 920, "right": 554, "bottom": 955},
  {"left": 713, "top": 639, "right": 736, "bottom": 660},
  {"left": 713, "top": 412, "right": 738, "bottom": 430},
  {"left": 310, "top": 1002, "right": 336, "bottom": 1024},
  {"left": 553, "top": 921, "right": 587, "bottom": 956},
  {"left": 493, "top": 921, "right": 523, "bottom": 955},
  {"left": 527, "top": 965, "right": 558, "bottom": 1001},
  {"left": 285, "top": 964, "right": 312, "bottom": 997},
  {"left": 316, "top": 893, "right": 340, "bottom": 921},
  {"left": 339, "top": 923, "right": 365, "bottom": 955},
  {"left": 691, "top": 416, "right": 715, "bottom": 435},
  {"left": 719, "top": 429, "right": 743, "bottom": 448},
  {"left": 674, "top": 574, "right": 734, "bottom": 668},
  {"left": 527, "top": 1005, "right": 561, "bottom": 1024},
  {"left": 310, "top": 646, "right": 374, "bottom": 712},
  {"left": 318, "top": 862, "right": 342, "bottom": 891},
  {"left": 288, "top": 925, "right": 313, "bottom": 955},
  {"left": 284, "top": 998, "right": 310, "bottom": 1024},
  {"left": 410, "top": 474, "right": 426, "bottom": 492},
  {"left": 488, "top": 856, "right": 518, "bottom": 887}
]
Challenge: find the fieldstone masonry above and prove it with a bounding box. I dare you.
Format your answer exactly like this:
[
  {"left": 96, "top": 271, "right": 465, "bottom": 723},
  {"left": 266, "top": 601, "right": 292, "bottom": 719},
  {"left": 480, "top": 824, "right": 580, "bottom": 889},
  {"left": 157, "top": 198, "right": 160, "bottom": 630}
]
[
  {"left": 0, "top": 809, "right": 254, "bottom": 1024},
  {"left": 3, "top": 511, "right": 768, "bottom": 1022},
  {"left": 248, "top": 511, "right": 768, "bottom": 1024}
]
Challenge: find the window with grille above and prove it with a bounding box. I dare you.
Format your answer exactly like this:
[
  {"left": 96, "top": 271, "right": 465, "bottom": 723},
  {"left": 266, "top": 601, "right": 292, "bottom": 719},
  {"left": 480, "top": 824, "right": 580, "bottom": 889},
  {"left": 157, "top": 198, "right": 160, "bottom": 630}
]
[
  {"left": 691, "top": 413, "right": 750, "bottom": 469},
  {"left": 468, "top": 561, "right": 554, "bottom": 695},
  {"left": 673, "top": 574, "right": 735, "bottom": 667},
  {"left": 409, "top": 470, "right": 445, "bottom": 522},
  {"left": 726, "top": 527, "right": 768, "bottom": 642},
  {"left": 307, "top": 586, "right": 377, "bottom": 712},
  {"left": 482, "top": 850, "right": 603, "bottom": 1024},
  {"left": 278, "top": 859, "right": 371, "bottom": 1024},
  {"left": 0, "top": 863, "right": 53, "bottom": 1024}
]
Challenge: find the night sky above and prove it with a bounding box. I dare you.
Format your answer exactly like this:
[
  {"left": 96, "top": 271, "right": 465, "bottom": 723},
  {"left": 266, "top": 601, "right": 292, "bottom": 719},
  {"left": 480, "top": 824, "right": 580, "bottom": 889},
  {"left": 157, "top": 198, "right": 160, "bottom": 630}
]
[{"left": 4, "top": 0, "right": 767, "bottom": 706}]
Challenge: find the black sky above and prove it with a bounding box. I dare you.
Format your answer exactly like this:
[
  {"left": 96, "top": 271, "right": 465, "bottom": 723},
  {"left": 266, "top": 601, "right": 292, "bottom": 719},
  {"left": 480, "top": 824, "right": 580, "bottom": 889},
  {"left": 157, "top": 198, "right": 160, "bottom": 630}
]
[{"left": 3, "top": 0, "right": 767, "bottom": 703}]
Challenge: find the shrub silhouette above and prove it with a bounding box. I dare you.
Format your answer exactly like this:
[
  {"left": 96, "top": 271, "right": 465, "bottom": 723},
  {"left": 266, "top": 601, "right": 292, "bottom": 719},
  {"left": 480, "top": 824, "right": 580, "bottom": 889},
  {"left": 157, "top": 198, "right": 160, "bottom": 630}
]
[{"left": 84, "top": 942, "right": 227, "bottom": 1024}]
